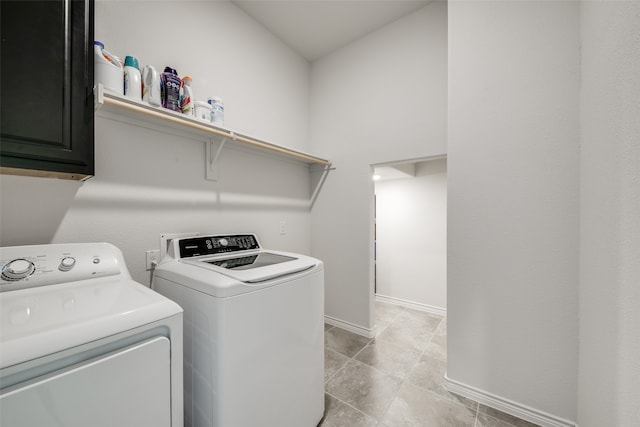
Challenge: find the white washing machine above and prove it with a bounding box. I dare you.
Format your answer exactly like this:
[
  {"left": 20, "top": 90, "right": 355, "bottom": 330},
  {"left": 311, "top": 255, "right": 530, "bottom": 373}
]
[
  {"left": 151, "top": 234, "right": 324, "bottom": 427},
  {"left": 0, "top": 242, "right": 184, "bottom": 427}
]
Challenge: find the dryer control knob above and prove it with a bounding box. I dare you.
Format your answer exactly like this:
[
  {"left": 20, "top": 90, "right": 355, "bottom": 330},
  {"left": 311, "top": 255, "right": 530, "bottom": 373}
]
[
  {"left": 59, "top": 257, "right": 76, "bottom": 272},
  {"left": 219, "top": 238, "right": 229, "bottom": 247},
  {"left": 1, "top": 259, "right": 36, "bottom": 281}
]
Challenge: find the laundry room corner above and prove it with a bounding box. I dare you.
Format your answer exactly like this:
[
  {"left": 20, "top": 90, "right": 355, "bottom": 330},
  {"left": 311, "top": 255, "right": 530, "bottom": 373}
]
[
  {"left": 1, "top": 0, "right": 321, "bottom": 287},
  {"left": 309, "top": 1, "right": 448, "bottom": 333}
]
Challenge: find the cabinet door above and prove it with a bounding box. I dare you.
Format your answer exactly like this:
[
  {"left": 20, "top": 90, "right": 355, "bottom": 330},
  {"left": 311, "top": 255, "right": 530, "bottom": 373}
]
[{"left": 0, "top": 0, "right": 94, "bottom": 180}]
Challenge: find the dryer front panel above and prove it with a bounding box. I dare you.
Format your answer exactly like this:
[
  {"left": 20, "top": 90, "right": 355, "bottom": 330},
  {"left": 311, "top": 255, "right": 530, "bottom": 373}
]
[{"left": 1, "top": 337, "right": 171, "bottom": 427}]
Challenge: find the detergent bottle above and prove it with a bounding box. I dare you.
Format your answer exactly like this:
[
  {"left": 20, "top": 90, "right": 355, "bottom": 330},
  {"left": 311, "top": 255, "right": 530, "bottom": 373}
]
[
  {"left": 94, "top": 41, "right": 124, "bottom": 94},
  {"left": 160, "top": 66, "right": 181, "bottom": 112},
  {"left": 123, "top": 56, "right": 142, "bottom": 100},
  {"left": 142, "top": 65, "right": 161, "bottom": 107},
  {"left": 180, "top": 76, "right": 194, "bottom": 116}
]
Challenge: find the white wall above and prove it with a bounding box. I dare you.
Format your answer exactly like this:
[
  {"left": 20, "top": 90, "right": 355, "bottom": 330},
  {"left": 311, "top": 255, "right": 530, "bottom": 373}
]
[
  {"left": 375, "top": 159, "right": 447, "bottom": 312},
  {"left": 578, "top": 1, "right": 640, "bottom": 425},
  {"left": 0, "top": 0, "right": 313, "bottom": 286},
  {"left": 309, "top": 2, "right": 447, "bottom": 333},
  {"left": 447, "top": 1, "right": 580, "bottom": 424},
  {"left": 95, "top": 0, "right": 310, "bottom": 150}
]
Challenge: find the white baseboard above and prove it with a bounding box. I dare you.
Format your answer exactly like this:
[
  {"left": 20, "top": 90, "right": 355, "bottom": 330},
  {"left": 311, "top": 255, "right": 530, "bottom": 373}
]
[
  {"left": 375, "top": 293, "right": 447, "bottom": 317},
  {"left": 443, "top": 375, "right": 577, "bottom": 427},
  {"left": 325, "top": 295, "right": 445, "bottom": 339},
  {"left": 324, "top": 315, "right": 376, "bottom": 338}
]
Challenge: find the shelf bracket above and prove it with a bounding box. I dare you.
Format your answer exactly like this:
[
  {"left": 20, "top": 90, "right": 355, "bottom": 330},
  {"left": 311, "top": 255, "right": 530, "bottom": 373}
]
[
  {"left": 94, "top": 83, "right": 105, "bottom": 111},
  {"left": 310, "top": 164, "right": 334, "bottom": 209},
  {"left": 206, "top": 135, "right": 227, "bottom": 181}
]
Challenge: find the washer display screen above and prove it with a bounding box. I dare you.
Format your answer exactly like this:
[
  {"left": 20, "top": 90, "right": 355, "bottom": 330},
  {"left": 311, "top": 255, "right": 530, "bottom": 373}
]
[
  {"left": 179, "top": 235, "right": 260, "bottom": 258},
  {"left": 205, "top": 253, "right": 296, "bottom": 270}
]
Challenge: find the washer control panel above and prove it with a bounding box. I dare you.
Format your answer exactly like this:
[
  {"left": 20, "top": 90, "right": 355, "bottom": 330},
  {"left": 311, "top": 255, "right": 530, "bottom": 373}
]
[
  {"left": 178, "top": 234, "right": 260, "bottom": 259},
  {"left": 0, "top": 243, "right": 123, "bottom": 292}
]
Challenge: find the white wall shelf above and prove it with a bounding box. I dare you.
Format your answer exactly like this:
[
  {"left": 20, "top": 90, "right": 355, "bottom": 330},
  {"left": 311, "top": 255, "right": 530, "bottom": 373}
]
[{"left": 94, "top": 84, "right": 333, "bottom": 206}]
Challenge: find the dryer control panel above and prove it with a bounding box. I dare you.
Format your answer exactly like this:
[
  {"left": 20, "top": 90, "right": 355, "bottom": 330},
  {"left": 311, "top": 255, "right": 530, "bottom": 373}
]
[
  {"left": 0, "top": 243, "right": 125, "bottom": 292},
  {"left": 178, "top": 235, "right": 260, "bottom": 259}
]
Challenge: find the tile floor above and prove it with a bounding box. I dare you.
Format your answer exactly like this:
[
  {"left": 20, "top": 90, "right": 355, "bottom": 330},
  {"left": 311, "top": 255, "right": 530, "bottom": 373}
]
[{"left": 319, "top": 301, "right": 540, "bottom": 427}]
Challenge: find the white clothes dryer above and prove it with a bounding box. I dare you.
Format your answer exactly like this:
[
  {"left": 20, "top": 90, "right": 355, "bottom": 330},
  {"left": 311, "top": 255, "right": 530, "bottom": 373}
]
[
  {"left": 151, "top": 234, "right": 324, "bottom": 427},
  {"left": 0, "top": 242, "right": 183, "bottom": 427}
]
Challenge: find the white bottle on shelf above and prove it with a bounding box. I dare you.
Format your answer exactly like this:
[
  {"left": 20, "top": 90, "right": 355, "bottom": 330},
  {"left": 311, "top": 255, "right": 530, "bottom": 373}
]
[
  {"left": 94, "top": 41, "right": 123, "bottom": 95},
  {"left": 123, "top": 56, "right": 142, "bottom": 100},
  {"left": 181, "top": 76, "right": 194, "bottom": 116},
  {"left": 142, "top": 65, "right": 161, "bottom": 106}
]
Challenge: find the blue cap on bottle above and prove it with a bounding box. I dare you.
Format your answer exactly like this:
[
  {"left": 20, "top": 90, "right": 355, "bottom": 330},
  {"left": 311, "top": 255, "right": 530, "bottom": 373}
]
[{"left": 124, "top": 56, "right": 140, "bottom": 70}]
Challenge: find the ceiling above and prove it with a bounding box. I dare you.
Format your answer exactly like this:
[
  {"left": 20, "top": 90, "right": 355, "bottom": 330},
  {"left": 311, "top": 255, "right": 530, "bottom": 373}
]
[{"left": 232, "top": 0, "right": 432, "bottom": 62}]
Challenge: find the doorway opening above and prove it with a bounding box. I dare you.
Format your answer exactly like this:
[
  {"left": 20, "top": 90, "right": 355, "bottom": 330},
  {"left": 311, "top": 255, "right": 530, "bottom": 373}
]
[{"left": 371, "top": 155, "right": 448, "bottom": 328}]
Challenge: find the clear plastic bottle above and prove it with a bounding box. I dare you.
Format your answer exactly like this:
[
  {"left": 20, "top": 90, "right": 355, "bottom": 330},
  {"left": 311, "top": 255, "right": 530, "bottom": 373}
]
[
  {"left": 208, "top": 96, "right": 224, "bottom": 126},
  {"left": 180, "top": 76, "right": 194, "bottom": 116},
  {"left": 194, "top": 101, "right": 212, "bottom": 122}
]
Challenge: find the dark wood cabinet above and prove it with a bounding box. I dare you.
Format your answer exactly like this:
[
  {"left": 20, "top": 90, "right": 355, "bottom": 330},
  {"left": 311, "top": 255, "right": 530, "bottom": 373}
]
[{"left": 1, "top": 0, "right": 94, "bottom": 180}]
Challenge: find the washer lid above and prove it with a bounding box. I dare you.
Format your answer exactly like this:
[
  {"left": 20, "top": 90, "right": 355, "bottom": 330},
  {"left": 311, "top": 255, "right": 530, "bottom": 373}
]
[
  {"left": 0, "top": 277, "right": 182, "bottom": 369},
  {"left": 203, "top": 252, "right": 297, "bottom": 273},
  {"left": 182, "top": 251, "right": 317, "bottom": 284}
]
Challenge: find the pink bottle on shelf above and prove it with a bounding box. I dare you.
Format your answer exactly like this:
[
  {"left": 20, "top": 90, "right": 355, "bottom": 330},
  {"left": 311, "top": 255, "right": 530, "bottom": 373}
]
[{"left": 180, "top": 76, "right": 194, "bottom": 116}]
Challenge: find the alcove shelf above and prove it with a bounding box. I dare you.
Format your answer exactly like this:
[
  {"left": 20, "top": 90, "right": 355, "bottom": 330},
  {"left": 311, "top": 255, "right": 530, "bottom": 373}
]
[{"left": 94, "top": 84, "right": 333, "bottom": 206}]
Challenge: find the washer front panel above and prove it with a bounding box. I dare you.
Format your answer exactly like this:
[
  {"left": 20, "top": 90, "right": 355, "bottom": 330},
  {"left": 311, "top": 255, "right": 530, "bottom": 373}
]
[{"left": 152, "top": 265, "right": 325, "bottom": 427}]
